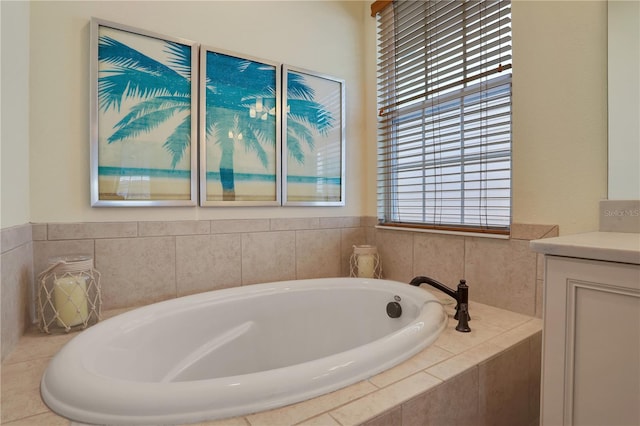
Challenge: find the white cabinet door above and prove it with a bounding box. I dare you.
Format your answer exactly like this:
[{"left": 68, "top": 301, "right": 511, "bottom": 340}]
[{"left": 541, "top": 256, "right": 640, "bottom": 426}]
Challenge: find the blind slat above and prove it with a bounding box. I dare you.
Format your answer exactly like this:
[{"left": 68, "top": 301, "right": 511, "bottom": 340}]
[{"left": 377, "top": 0, "right": 512, "bottom": 231}]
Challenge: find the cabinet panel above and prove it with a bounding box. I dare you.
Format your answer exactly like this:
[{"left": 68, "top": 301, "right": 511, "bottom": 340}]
[{"left": 541, "top": 256, "right": 640, "bottom": 425}]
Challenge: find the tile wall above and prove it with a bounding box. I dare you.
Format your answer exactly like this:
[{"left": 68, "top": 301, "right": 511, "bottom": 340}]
[
  {"left": 1, "top": 217, "right": 556, "bottom": 361},
  {"left": 31, "top": 217, "right": 368, "bottom": 312},
  {"left": 374, "top": 223, "right": 559, "bottom": 317},
  {"left": 1, "top": 224, "right": 34, "bottom": 361}
]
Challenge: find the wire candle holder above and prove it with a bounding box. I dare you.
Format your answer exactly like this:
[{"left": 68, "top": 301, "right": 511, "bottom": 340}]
[
  {"left": 349, "top": 245, "right": 382, "bottom": 279},
  {"left": 37, "top": 255, "right": 102, "bottom": 333}
]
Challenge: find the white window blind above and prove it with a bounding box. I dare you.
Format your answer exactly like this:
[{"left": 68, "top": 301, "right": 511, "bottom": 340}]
[{"left": 376, "top": 0, "right": 512, "bottom": 234}]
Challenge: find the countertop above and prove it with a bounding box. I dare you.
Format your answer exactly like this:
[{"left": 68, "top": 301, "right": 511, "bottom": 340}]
[{"left": 530, "top": 231, "right": 640, "bottom": 264}]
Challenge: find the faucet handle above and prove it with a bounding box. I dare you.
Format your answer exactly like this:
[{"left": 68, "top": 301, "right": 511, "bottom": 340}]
[
  {"left": 455, "top": 303, "right": 471, "bottom": 332},
  {"left": 453, "top": 279, "right": 471, "bottom": 322}
]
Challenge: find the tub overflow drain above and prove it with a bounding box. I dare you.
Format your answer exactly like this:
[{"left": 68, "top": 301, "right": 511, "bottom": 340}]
[{"left": 386, "top": 300, "right": 402, "bottom": 318}]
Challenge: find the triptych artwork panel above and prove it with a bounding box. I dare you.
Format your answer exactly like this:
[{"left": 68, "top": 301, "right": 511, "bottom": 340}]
[{"left": 90, "top": 19, "right": 344, "bottom": 207}]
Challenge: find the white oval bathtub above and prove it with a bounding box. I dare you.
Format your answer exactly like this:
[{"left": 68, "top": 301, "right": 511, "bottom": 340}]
[{"left": 41, "top": 277, "right": 447, "bottom": 425}]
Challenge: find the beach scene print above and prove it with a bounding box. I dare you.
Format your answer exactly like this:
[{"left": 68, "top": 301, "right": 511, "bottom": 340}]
[
  {"left": 203, "top": 52, "right": 338, "bottom": 203},
  {"left": 285, "top": 69, "right": 342, "bottom": 203},
  {"left": 202, "top": 51, "right": 279, "bottom": 202},
  {"left": 96, "top": 25, "right": 194, "bottom": 201}
]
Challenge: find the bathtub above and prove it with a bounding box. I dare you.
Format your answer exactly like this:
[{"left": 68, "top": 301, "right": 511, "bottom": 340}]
[{"left": 41, "top": 277, "right": 447, "bottom": 425}]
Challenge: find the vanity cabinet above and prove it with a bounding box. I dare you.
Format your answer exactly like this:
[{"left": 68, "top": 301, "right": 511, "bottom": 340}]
[{"left": 531, "top": 232, "right": 640, "bottom": 426}]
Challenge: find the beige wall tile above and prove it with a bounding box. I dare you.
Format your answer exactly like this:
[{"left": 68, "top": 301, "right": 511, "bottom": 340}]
[
  {"left": 529, "top": 333, "right": 543, "bottom": 425},
  {"left": 2, "top": 331, "right": 74, "bottom": 365},
  {"left": 464, "top": 238, "right": 537, "bottom": 315},
  {"left": 365, "top": 226, "right": 376, "bottom": 246},
  {"left": 1, "top": 243, "right": 33, "bottom": 361},
  {"left": 138, "top": 220, "right": 210, "bottom": 237},
  {"left": 330, "top": 373, "right": 441, "bottom": 425},
  {"left": 210, "top": 219, "right": 269, "bottom": 234},
  {"left": 270, "top": 217, "right": 319, "bottom": 231},
  {"left": 176, "top": 234, "right": 241, "bottom": 296},
  {"left": 361, "top": 216, "right": 378, "bottom": 227},
  {"left": 488, "top": 319, "right": 543, "bottom": 350},
  {"left": 95, "top": 237, "right": 176, "bottom": 309},
  {"left": 434, "top": 319, "right": 505, "bottom": 355},
  {"left": 2, "top": 411, "right": 70, "bottom": 425},
  {"left": 47, "top": 222, "right": 137, "bottom": 240},
  {"left": 1, "top": 224, "right": 32, "bottom": 254},
  {"left": 241, "top": 231, "right": 295, "bottom": 285},
  {"left": 536, "top": 253, "right": 545, "bottom": 280},
  {"left": 359, "top": 407, "right": 402, "bottom": 426},
  {"left": 319, "top": 216, "right": 361, "bottom": 229},
  {"left": 1, "top": 357, "right": 49, "bottom": 394},
  {"left": 413, "top": 233, "right": 465, "bottom": 287},
  {"left": 369, "top": 345, "right": 453, "bottom": 388},
  {"left": 478, "top": 339, "right": 533, "bottom": 426},
  {"left": 426, "top": 342, "right": 504, "bottom": 381},
  {"left": 1, "top": 388, "right": 50, "bottom": 424},
  {"left": 295, "top": 229, "right": 341, "bottom": 279},
  {"left": 340, "top": 227, "right": 367, "bottom": 276},
  {"left": 468, "top": 301, "right": 531, "bottom": 330},
  {"left": 535, "top": 278, "right": 543, "bottom": 318},
  {"left": 511, "top": 223, "right": 559, "bottom": 240},
  {"left": 246, "top": 381, "right": 375, "bottom": 426},
  {"left": 375, "top": 228, "right": 413, "bottom": 282},
  {"left": 31, "top": 224, "right": 47, "bottom": 241},
  {"left": 297, "top": 413, "right": 341, "bottom": 426},
  {"left": 402, "top": 367, "right": 479, "bottom": 426}
]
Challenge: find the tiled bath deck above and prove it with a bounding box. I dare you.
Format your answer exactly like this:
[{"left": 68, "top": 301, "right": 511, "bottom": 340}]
[{"left": 1, "top": 290, "right": 542, "bottom": 426}]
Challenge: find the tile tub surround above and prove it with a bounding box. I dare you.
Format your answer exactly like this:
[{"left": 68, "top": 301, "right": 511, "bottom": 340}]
[
  {"left": 31, "top": 217, "right": 369, "bottom": 311},
  {"left": 0, "top": 290, "right": 542, "bottom": 426},
  {"left": 30, "top": 219, "right": 557, "bottom": 314},
  {"left": 373, "top": 223, "right": 559, "bottom": 317},
  {"left": 2, "top": 218, "right": 555, "bottom": 362},
  {"left": 1, "top": 224, "right": 34, "bottom": 361}
]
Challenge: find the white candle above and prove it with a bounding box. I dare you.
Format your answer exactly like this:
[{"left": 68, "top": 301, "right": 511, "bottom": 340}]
[
  {"left": 53, "top": 275, "right": 88, "bottom": 327},
  {"left": 357, "top": 254, "right": 375, "bottom": 278}
]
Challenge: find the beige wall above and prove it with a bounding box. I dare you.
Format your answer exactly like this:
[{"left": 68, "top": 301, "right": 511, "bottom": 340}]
[
  {"left": 28, "top": 1, "right": 367, "bottom": 223},
  {"left": 362, "top": 1, "right": 609, "bottom": 235},
  {"left": 14, "top": 0, "right": 610, "bottom": 233},
  {"left": 1, "top": 0, "right": 31, "bottom": 229},
  {"left": 510, "top": 0, "right": 608, "bottom": 235}
]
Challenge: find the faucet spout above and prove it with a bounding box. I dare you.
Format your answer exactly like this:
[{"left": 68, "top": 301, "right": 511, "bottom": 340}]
[
  {"left": 409, "top": 276, "right": 457, "bottom": 299},
  {"left": 410, "top": 276, "right": 471, "bottom": 332}
]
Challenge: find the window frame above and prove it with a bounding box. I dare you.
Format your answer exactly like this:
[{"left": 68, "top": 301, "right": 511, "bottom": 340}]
[{"left": 375, "top": 0, "right": 513, "bottom": 236}]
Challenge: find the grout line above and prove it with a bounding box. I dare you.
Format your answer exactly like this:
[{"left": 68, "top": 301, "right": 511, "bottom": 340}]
[
  {"left": 463, "top": 235, "right": 467, "bottom": 280},
  {"left": 240, "top": 232, "right": 245, "bottom": 286},
  {"left": 173, "top": 235, "right": 178, "bottom": 298}
]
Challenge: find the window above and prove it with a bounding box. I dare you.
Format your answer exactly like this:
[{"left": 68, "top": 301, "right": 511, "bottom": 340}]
[{"left": 375, "top": 0, "right": 512, "bottom": 234}]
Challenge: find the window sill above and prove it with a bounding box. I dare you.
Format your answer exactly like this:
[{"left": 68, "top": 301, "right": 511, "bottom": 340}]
[{"left": 375, "top": 225, "right": 511, "bottom": 240}]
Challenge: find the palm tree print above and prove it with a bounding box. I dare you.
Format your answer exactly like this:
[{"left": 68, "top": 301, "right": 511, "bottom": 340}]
[
  {"left": 284, "top": 71, "right": 336, "bottom": 165},
  {"left": 203, "top": 52, "right": 334, "bottom": 201},
  {"left": 98, "top": 34, "right": 193, "bottom": 169},
  {"left": 98, "top": 30, "right": 335, "bottom": 202},
  {"left": 203, "top": 52, "right": 278, "bottom": 201}
]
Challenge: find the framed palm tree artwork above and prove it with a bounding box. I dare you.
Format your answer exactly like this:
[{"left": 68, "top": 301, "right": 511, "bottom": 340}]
[
  {"left": 90, "top": 19, "right": 198, "bottom": 206},
  {"left": 282, "top": 66, "right": 345, "bottom": 206},
  {"left": 199, "top": 47, "right": 281, "bottom": 206}
]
